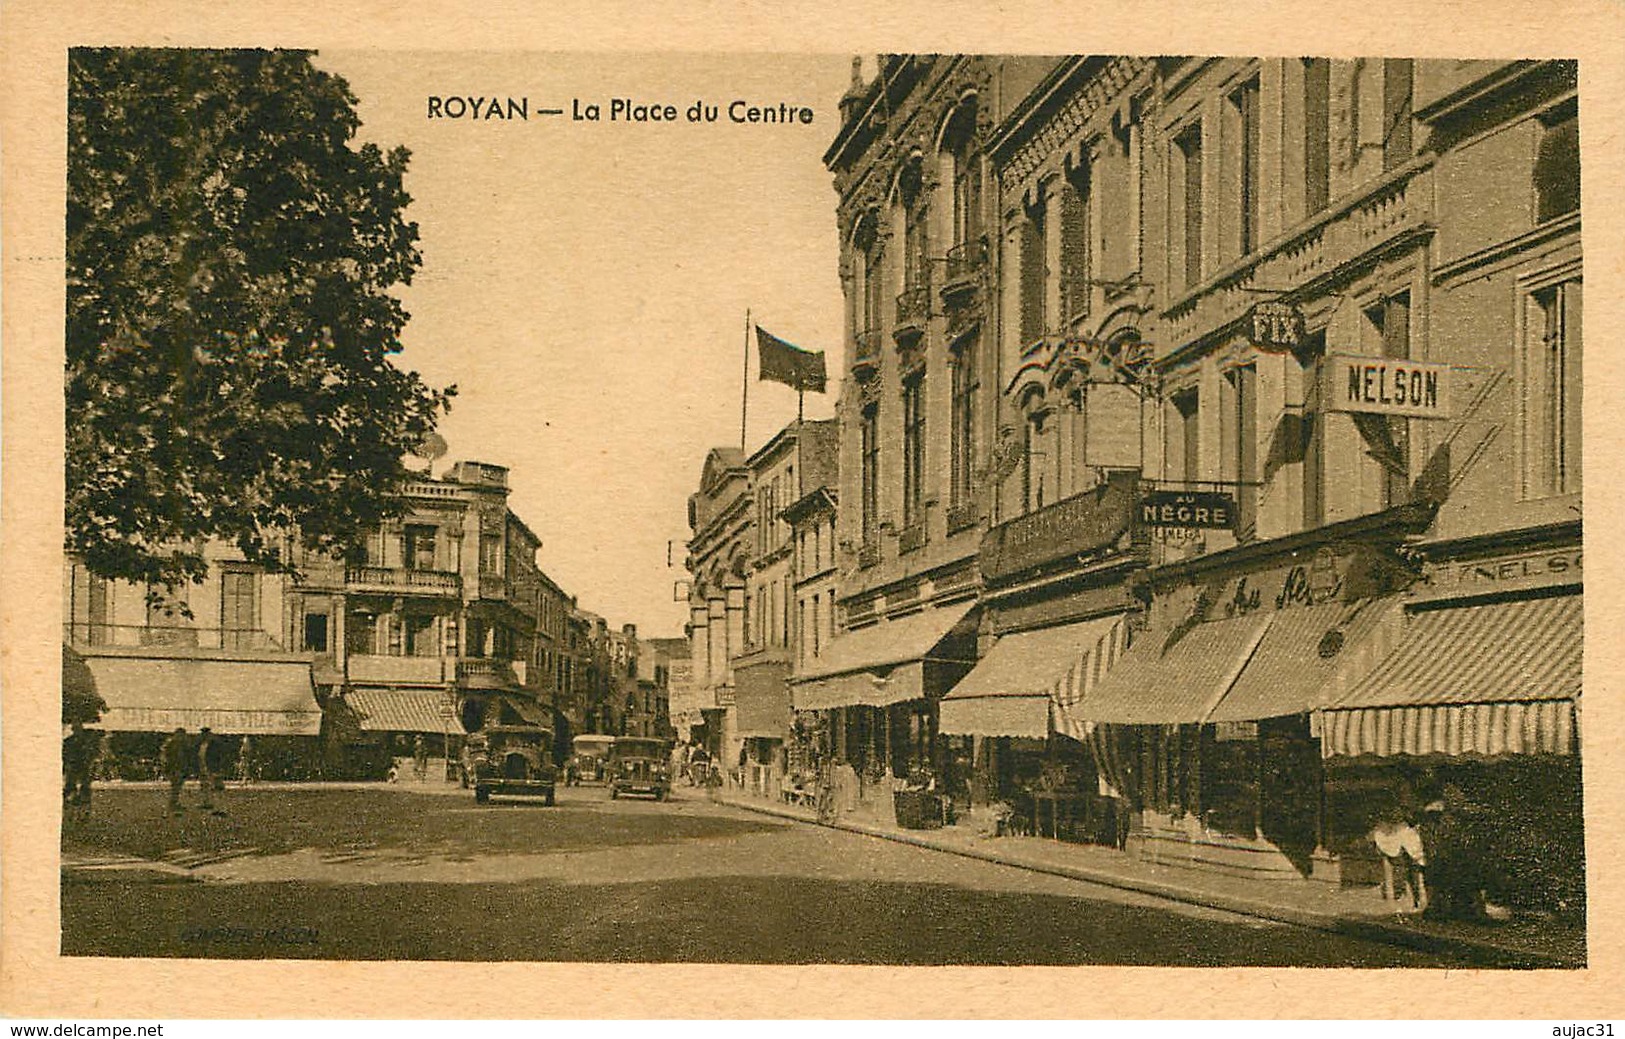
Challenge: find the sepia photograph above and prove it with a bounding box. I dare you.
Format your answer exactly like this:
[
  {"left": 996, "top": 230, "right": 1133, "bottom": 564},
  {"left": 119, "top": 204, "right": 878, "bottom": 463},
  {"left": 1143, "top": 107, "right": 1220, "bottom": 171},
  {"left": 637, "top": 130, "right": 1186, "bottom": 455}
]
[{"left": 50, "top": 46, "right": 1587, "bottom": 973}]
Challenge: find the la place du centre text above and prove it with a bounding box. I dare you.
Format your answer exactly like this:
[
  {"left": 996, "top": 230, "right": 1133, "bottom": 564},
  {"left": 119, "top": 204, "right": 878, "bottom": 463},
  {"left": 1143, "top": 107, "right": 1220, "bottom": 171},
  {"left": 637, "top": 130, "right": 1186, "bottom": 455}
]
[{"left": 425, "top": 96, "right": 814, "bottom": 125}]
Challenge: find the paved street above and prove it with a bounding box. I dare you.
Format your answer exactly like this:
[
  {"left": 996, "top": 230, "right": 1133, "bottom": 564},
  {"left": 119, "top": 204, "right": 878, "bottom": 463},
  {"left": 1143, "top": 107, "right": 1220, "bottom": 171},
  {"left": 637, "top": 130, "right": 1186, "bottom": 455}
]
[{"left": 61, "top": 784, "right": 1472, "bottom": 965}]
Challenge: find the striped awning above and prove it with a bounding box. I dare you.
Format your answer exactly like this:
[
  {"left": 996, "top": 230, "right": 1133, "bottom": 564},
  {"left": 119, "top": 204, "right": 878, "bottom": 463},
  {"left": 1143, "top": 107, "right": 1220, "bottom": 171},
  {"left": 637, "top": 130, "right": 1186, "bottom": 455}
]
[
  {"left": 1209, "top": 598, "right": 1404, "bottom": 722},
  {"left": 939, "top": 614, "right": 1128, "bottom": 739},
  {"left": 347, "top": 687, "right": 464, "bottom": 734},
  {"left": 1319, "top": 593, "right": 1581, "bottom": 758},
  {"left": 1071, "top": 613, "right": 1272, "bottom": 724}
]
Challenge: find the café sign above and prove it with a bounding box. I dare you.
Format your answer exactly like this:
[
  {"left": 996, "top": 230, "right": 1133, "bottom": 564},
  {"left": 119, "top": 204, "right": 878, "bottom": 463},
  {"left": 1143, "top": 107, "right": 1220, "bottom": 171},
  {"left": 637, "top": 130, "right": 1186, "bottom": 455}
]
[
  {"left": 1326, "top": 354, "right": 1452, "bottom": 419},
  {"left": 1139, "top": 490, "right": 1236, "bottom": 530}
]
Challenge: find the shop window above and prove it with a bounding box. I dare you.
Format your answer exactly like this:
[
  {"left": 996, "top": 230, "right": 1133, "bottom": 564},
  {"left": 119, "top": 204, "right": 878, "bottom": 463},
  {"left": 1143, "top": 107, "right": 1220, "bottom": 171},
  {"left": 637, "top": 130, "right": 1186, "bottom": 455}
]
[
  {"left": 1381, "top": 59, "right": 1414, "bottom": 173},
  {"left": 1524, "top": 278, "right": 1582, "bottom": 497},
  {"left": 1303, "top": 58, "right": 1332, "bottom": 215},
  {"left": 1176, "top": 121, "right": 1204, "bottom": 289},
  {"left": 1535, "top": 102, "right": 1580, "bottom": 223}
]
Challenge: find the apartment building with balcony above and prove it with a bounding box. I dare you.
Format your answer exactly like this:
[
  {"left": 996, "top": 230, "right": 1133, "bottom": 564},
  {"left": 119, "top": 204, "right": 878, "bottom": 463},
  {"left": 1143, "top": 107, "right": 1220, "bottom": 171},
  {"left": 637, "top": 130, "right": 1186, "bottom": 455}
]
[
  {"left": 937, "top": 56, "right": 1582, "bottom": 906},
  {"left": 798, "top": 56, "right": 1057, "bottom": 797}
]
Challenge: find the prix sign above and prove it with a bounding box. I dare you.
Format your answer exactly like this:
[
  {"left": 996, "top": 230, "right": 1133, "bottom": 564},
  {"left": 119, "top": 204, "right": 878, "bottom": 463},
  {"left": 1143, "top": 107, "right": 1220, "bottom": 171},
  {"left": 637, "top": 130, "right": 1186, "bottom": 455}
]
[
  {"left": 1326, "top": 354, "right": 1452, "bottom": 419},
  {"left": 1139, "top": 490, "right": 1236, "bottom": 530}
]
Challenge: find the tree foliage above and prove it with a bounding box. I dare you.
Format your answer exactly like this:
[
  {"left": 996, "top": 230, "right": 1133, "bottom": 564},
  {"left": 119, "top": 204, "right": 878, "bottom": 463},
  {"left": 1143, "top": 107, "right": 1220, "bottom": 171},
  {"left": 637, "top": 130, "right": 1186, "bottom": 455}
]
[{"left": 67, "top": 48, "right": 454, "bottom": 594}]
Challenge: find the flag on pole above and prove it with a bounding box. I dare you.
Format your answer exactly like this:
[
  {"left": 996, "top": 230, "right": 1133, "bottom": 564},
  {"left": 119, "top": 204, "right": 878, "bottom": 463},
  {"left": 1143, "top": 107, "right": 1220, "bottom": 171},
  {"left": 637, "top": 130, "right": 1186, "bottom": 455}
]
[{"left": 755, "top": 326, "right": 827, "bottom": 393}]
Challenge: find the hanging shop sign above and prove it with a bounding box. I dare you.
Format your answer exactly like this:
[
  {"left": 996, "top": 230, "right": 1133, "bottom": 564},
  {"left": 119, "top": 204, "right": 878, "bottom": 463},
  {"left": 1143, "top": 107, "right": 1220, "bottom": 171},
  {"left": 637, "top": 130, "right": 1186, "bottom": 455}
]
[
  {"left": 1248, "top": 301, "right": 1306, "bottom": 353},
  {"left": 1138, "top": 490, "right": 1236, "bottom": 530},
  {"left": 1325, "top": 354, "right": 1453, "bottom": 419},
  {"left": 979, "top": 476, "right": 1137, "bottom": 582}
]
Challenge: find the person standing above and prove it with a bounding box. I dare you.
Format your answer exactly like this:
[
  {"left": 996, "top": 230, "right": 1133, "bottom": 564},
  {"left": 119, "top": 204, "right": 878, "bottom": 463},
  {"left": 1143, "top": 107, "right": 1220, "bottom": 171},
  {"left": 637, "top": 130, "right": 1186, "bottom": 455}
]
[
  {"left": 412, "top": 734, "right": 429, "bottom": 780},
  {"left": 196, "top": 726, "right": 225, "bottom": 815},
  {"left": 236, "top": 735, "right": 257, "bottom": 785},
  {"left": 160, "top": 727, "right": 190, "bottom": 813},
  {"left": 62, "top": 722, "right": 98, "bottom": 811}
]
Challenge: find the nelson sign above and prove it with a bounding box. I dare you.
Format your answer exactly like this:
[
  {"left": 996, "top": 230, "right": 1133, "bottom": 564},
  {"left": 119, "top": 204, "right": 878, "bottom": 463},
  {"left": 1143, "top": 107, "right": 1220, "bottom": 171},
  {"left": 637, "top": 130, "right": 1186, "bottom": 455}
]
[{"left": 1326, "top": 354, "right": 1453, "bottom": 419}]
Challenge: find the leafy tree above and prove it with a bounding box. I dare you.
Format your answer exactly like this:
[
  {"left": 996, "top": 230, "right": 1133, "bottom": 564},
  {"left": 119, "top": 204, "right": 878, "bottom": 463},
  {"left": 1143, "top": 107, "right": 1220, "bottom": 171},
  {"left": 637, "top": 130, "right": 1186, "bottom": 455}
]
[{"left": 67, "top": 48, "right": 453, "bottom": 597}]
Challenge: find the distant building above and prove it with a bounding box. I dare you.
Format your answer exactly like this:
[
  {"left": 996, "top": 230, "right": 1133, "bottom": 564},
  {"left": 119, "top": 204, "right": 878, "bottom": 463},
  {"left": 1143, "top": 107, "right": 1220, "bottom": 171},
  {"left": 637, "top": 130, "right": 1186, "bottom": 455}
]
[{"left": 684, "top": 446, "right": 753, "bottom": 766}]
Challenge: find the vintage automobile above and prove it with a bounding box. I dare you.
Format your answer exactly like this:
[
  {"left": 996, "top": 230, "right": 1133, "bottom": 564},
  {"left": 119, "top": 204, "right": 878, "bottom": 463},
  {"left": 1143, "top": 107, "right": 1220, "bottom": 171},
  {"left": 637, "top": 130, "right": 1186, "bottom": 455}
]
[
  {"left": 466, "top": 725, "right": 558, "bottom": 805},
  {"left": 566, "top": 733, "right": 616, "bottom": 785},
  {"left": 607, "top": 736, "right": 673, "bottom": 801}
]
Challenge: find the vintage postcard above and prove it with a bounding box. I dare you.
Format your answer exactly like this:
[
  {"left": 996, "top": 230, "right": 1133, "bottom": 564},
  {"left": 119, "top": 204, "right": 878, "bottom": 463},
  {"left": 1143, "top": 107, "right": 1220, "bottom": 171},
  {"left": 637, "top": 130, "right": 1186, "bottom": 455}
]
[{"left": 5, "top": 0, "right": 1625, "bottom": 1021}]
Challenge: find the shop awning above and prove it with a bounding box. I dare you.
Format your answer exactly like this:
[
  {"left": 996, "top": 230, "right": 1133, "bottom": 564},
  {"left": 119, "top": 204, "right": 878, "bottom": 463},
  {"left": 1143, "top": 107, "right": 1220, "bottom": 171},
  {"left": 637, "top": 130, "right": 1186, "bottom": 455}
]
[
  {"left": 347, "top": 687, "right": 464, "bottom": 734},
  {"left": 791, "top": 602, "right": 977, "bottom": 710},
  {"left": 1208, "top": 598, "right": 1403, "bottom": 722},
  {"left": 84, "top": 653, "right": 321, "bottom": 736},
  {"left": 496, "top": 694, "right": 548, "bottom": 726},
  {"left": 939, "top": 614, "right": 1128, "bottom": 739},
  {"left": 735, "top": 661, "right": 791, "bottom": 738},
  {"left": 1319, "top": 593, "right": 1581, "bottom": 758},
  {"left": 1071, "top": 613, "right": 1272, "bottom": 724}
]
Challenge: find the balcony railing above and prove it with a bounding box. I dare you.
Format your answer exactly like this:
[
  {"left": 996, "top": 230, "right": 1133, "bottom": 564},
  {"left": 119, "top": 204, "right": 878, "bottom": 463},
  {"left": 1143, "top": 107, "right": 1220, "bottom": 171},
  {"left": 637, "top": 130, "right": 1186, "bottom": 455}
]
[
  {"left": 457, "top": 657, "right": 521, "bottom": 688},
  {"left": 898, "top": 522, "right": 927, "bottom": 555},
  {"left": 477, "top": 573, "right": 508, "bottom": 600},
  {"left": 345, "top": 566, "right": 461, "bottom": 596},
  {"left": 858, "top": 535, "right": 882, "bottom": 569},
  {"left": 941, "top": 238, "right": 987, "bottom": 303},
  {"left": 946, "top": 500, "right": 981, "bottom": 535},
  {"left": 1163, "top": 161, "right": 1433, "bottom": 352},
  {"left": 893, "top": 285, "right": 930, "bottom": 343},
  {"left": 852, "top": 328, "right": 882, "bottom": 377}
]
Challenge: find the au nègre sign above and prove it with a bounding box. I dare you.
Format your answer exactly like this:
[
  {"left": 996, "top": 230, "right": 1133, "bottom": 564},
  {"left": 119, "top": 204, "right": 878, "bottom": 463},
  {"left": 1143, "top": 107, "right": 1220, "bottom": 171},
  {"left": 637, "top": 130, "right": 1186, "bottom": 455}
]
[
  {"left": 1139, "top": 491, "right": 1236, "bottom": 530},
  {"left": 1326, "top": 354, "right": 1452, "bottom": 419}
]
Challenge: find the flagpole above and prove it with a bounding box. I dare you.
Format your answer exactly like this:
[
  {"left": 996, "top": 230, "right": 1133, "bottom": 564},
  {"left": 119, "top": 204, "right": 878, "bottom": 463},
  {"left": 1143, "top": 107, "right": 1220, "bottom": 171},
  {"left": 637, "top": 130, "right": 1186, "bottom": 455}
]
[
  {"left": 741, "top": 309, "right": 750, "bottom": 451},
  {"left": 797, "top": 388, "right": 804, "bottom": 425}
]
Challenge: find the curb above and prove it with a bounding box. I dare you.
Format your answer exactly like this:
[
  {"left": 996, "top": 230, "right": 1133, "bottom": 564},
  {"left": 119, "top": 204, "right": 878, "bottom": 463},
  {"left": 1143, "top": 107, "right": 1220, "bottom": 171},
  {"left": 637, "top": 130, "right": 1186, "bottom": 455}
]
[{"left": 712, "top": 794, "right": 1578, "bottom": 969}]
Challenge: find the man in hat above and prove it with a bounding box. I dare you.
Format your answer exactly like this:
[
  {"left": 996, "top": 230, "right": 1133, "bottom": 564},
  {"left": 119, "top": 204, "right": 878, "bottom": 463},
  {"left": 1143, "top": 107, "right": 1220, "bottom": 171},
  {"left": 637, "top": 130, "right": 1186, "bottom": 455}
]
[
  {"left": 62, "top": 721, "right": 98, "bottom": 812},
  {"left": 196, "top": 726, "right": 226, "bottom": 814},
  {"left": 160, "top": 727, "right": 190, "bottom": 812}
]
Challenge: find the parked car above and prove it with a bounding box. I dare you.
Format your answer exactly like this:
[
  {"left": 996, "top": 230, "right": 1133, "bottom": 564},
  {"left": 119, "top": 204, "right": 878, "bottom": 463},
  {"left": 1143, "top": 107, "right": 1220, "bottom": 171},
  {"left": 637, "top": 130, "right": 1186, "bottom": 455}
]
[
  {"left": 566, "top": 734, "right": 616, "bottom": 785},
  {"left": 608, "top": 737, "right": 672, "bottom": 801},
  {"left": 466, "top": 725, "right": 557, "bottom": 805}
]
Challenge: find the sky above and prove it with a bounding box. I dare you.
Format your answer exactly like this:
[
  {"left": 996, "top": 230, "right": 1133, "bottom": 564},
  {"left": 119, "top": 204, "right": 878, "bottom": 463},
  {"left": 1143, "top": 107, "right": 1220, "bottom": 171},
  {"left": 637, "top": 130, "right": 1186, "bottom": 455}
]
[{"left": 316, "top": 52, "right": 855, "bottom": 638}]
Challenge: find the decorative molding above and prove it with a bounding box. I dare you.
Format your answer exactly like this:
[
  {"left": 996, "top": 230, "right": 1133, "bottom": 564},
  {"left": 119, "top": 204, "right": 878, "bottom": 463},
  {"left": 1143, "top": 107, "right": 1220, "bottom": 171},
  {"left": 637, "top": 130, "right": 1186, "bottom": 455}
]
[{"left": 1003, "top": 56, "right": 1151, "bottom": 187}]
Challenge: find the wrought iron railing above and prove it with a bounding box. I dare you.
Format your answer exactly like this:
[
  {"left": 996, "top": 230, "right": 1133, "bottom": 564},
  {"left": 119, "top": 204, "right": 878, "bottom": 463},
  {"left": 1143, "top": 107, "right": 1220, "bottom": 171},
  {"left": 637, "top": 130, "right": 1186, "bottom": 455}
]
[{"left": 345, "top": 566, "right": 461, "bottom": 594}]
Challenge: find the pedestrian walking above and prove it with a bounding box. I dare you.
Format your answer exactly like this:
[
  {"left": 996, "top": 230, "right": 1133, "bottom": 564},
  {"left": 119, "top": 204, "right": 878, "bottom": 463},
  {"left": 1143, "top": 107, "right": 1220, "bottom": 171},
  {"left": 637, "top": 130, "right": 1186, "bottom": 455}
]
[
  {"left": 160, "top": 727, "right": 190, "bottom": 813},
  {"left": 412, "top": 734, "right": 429, "bottom": 780},
  {"left": 62, "top": 721, "right": 98, "bottom": 812},
  {"left": 196, "top": 726, "right": 226, "bottom": 815}
]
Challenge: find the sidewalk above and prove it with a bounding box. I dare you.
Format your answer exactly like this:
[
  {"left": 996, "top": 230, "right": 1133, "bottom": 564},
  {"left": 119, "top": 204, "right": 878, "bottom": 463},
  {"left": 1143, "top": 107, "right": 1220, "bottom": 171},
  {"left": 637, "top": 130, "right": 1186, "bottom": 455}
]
[{"left": 708, "top": 786, "right": 1585, "bottom": 968}]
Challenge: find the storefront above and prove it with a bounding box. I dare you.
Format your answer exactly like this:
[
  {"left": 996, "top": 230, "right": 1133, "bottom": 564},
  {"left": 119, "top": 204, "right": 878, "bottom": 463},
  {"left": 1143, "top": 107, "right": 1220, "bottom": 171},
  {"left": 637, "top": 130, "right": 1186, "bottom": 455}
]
[
  {"left": 1072, "top": 506, "right": 1429, "bottom": 878},
  {"left": 790, "top": 600, "right": 978, "bottom": 817},
  {"left": 733, "top": 658, "right": 792, "bottom": 798},
  {"left": 1317, "top": 537, "right": 1583, "bottom": 913},
  {"left": 80, "top": 649, "right": 324, "bottom": 780}
]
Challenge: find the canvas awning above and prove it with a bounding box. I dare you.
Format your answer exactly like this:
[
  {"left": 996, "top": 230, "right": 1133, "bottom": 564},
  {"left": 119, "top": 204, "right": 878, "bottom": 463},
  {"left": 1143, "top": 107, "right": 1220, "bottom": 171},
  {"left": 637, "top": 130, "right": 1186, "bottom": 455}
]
[
  {"left": 347, "top": 687, "right": 465, "bottom": 734},
  {"left": 735, "top": 661, "right": 792, "bottom": 738},
  {"left": 1208, "top": 598, "right": 1404, "bottom": 722},
  {"left": 1071, "top": 613, "right": 1272, "bottom": 725},
  {"left": 1319, "top": 593, "right": 1581, "bottom": 758},
  {"left": 84, "top": 653, "right": 321, "bottom": 736},
  {"left": 791, "top": 602, "right": 977, "bottom": 711},
  {"left": 939, "top": 614, "right": 1128, "bottom": 739}
]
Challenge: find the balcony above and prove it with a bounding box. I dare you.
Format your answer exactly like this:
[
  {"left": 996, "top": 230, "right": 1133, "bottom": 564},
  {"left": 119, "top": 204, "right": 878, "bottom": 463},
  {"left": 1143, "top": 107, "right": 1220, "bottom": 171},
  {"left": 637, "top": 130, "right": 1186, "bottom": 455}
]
[
  {"left": 858, "top": 535, "right": 881, "bottom": 569},
  {"left": 1163, "top": 161, "right": 1433, "bottom": 353},
  {"left": 457, "top": 657, "right": 521, "bottom": 690},
  {"left": 345, "top": 566, "right": 461, "bottom": 597},
  {"left": 946, "top": 500, "right": 981, "bottom": 535},
  {"left": 851, "top": 328, "right": 882, "bottom": 379},
  {"left": 892, "top": 285, "right": 930, "bottom": 346},
  {"left": 898, "top": 522, "right": 927, "bottom": 555},
  {"left": 940, "top": 238, "right": 987, "bottom": 307}
]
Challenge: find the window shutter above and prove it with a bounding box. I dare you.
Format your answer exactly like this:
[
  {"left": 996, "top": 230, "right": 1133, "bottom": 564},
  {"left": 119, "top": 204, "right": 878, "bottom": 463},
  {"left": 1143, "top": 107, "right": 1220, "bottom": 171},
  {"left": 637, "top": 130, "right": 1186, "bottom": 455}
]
[
  {"left": 1019, "top": 218, "right": 1045, "bottom": 343},
  {"left": 1060, "top": 183, "right": 1090, "bottom": 322}
]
